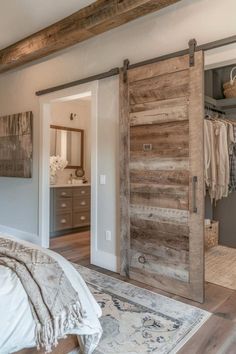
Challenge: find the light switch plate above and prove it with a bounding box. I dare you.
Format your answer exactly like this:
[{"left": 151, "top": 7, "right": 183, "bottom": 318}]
[
  {"left": 105, "top": 230, "right": 112, "bottom": 241},
  {"left": 100, "top": 175, "right": 106, "bottom": 185}
]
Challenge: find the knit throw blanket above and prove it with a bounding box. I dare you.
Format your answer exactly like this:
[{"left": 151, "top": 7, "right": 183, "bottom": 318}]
[{"left": 0, "top": 237, "right": 87, "bottom": 352}]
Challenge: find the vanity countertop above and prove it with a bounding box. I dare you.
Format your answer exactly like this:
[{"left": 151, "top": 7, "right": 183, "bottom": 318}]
[{"left": 50, "top": 183, "right": 91, "bottom": 188}]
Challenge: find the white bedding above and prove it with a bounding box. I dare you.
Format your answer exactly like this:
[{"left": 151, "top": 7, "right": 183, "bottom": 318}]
[{"left": 0, "top": 235, "right": 102, "bottom": 354}]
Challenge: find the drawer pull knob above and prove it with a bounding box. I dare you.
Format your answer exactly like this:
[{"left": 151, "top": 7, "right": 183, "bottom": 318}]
[
  {"left": 61, "top": 192, "right": 67, "bottom": 196},
  {"left": 138, "top": 256, "right": 146, "bottom": 264},
  {"left": 80, "top": 216, "right": 86, "bottom": 221},
  {"left": 60, "top": 219, "right": 67, "bottom": 224},
  {"left": 61, "top": 203, "right": 67, "bottom": 208},
  {"left": 81, "top": 201, "right": 86, "bottom": 205},
  {"left": 81, "top": 191, "right": 85, "bottom": 194}
]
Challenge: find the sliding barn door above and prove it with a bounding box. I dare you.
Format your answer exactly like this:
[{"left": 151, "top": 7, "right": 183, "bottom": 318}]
[{"left": 120, "top": 52, "right": 205, "bottom": 303}]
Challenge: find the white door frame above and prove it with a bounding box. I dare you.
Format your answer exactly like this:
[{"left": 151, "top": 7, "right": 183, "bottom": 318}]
[{"left": 38, "top": 81, "right": 98, "bottom": 263}]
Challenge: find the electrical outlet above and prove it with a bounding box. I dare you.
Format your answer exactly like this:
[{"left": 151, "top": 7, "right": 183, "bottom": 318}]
[{"left": 105, "top": 230, "right": 112, "bottom": 241}]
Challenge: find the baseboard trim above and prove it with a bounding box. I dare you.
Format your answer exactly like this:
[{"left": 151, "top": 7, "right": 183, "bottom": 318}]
[
  {"left": 0, "top": 224, "right": 40, "bottom": 245},
  {"left": 91, "top": 249, "right": 119, "bottom": 273}
]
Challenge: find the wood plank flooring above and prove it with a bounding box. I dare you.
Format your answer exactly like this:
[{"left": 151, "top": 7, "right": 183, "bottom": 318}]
[{"left": 50, "top": 232, "right": 236, "bottom": 353}]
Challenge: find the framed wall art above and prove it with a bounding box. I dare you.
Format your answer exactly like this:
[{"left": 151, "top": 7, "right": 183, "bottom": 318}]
[{"left": 0, "top": 111, "right": 33, "bottom": 178}]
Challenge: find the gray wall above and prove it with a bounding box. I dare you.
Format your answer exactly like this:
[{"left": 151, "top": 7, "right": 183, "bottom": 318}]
[{"left": 214, "top": 193, "right": 236, "bottom": 247}]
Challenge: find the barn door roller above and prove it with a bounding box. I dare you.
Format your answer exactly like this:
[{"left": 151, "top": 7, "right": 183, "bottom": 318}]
[
  {"left": 188, "top": 38, "right": 197, "bottom": 67},
  {"left": 123, "top": 59, "right": 130, "bottom": 83}
]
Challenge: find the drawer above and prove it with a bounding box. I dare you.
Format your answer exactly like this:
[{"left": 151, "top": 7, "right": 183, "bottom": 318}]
[
  {"left": 73, "top": 196, "right": 90, "bottom": 210},
  {"left": 55, "top": 188, "right": 72, "bottom": 199},
  {"left": 73, "top": 211, "right": 90, "bottom": 228},
  {"left": 55, "top": 198, "right": 72, "bottom": 212},
  {"left": 54, "top": 212, "right": 72, "bottom": 231},
  {"left": 73, "top": 186, "right": 90, "bottom": 197}
]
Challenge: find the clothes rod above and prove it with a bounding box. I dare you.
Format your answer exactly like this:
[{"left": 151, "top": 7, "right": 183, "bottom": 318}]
[
  {"left": 205, "top": 105, "right": 225, "bottom": 115},
  {"left": 36, "top": 34, "right": 236, "bottom": 96}
]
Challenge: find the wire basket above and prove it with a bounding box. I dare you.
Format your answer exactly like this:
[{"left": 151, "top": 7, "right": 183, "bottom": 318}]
[
  {"left": 223, "top": 66, "right": 236, "bottom": 98},
  {"left": 205, "top": 220, "right": 219, "bottom": 250}
]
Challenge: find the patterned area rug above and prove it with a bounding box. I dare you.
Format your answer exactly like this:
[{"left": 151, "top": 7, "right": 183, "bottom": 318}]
[
  {"left": 75, "top": 265, "right": 210, "bottom": 354},
  {"left": 206, "top": 245, "right": 236, "bottom": 290}
]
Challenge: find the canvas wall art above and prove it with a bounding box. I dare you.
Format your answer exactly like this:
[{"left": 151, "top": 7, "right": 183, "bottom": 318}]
[{"left": 0, "top": 111, "right": 33, "bottom": 178}]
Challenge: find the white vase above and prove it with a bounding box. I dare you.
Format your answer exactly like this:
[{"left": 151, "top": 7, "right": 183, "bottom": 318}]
[{"left": 50, "top": 174, "right": 57, "bottom": 185}]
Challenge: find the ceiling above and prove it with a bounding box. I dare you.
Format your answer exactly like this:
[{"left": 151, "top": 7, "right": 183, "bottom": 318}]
[{"left": 0, "top": 0, "right": 94, "bottom": 50}]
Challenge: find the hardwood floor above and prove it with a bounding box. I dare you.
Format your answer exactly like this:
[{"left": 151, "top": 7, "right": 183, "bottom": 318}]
[
  {"left": 50, "top": 232, "right": 236, "bottom": 353},
  {"left": 50, "top": 232, "right": 90, "bottom": 265}
]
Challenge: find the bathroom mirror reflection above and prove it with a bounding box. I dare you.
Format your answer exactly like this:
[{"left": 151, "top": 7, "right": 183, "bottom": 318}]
[{"left": 50, "top": 125, "right": 84, "bottom": 168}]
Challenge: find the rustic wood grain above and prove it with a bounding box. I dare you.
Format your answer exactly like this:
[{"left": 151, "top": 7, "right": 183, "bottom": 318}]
[
  {"left": 120, "top": 51, "right": 205, "bottom": 302},
  {"left": 130, "top": 156, "right": 189, "bottom": 171},
  {"left": 130, "top": 183, "right": 189, "bottom": 210},
  {"left": 129, "top": 69, "right": 189, "bottom": 104},
  {"left": 130, "top": 235, "right": 189, "bottom": 263},
  {"left": 188, "top": 50, "right": 205, "bottom": 303},
  {"left": 129, "top": 97, "right": 188, "bottom": 126},
  {"left": 129, "top": 267, "right": 193, "bottom": 297},
  {"left": 178, "top": 315, "right": 236, "bottom": 354},
  {"left": 130, "top": 205, "right": 189, "bottom": 224},
  {"left": 128, "top": 55, "right": 189, "bottom": 82},
  {"left": 130, "top": 169, "right": 189, "bottom": 185},
  {"left": 0, "top": 0, "right": 181, "bottom": 73},
  {"left": 130, "top": 227, "right": 189, "bottom": 253},
  {"left": 15, "top": 335, "right": 79, "bottom": 354},
  {"left": 130, "top": 121, "right": 189, "bottom": 157},
  {"left": 119, "top": 68, "right": 130, "bottom": 277},
  {"left": 130, "top": 249, "right": 189, "bottom": 281},
  {"left": 130, "top": 215, "right": 189, "bottom": 241},
  {"left": 0, "top": 111, "right": 33, "bottom": 178}
]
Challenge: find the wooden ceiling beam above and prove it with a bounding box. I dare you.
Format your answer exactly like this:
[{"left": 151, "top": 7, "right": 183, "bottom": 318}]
[{"left": 0, "top": 0, "right": 181, "bottom": 73}]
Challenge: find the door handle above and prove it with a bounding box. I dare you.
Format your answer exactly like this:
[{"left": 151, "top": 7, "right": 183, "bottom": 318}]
[{"left": 192, "top": 176, "right": 198, "bottom": 213}]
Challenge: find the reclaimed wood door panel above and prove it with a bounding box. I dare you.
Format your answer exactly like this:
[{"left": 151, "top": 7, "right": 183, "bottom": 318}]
[
  {"left": 129, "top": 69, "right": 189, "bottom": 104},
  {"left": 130, "top": 121, "right": 189, "bottom": 158},
  {"left": 129, "top": 156, "right": 189, "bottom": 171},
  {"left": 130, "top": 183, "right": 189, "bottom": 210},
  {"left": 130, "top": 170, "right": 189, "bottom": 185},
  {"left": 120, "top": 52, "right": 205, "bottom": 302}
]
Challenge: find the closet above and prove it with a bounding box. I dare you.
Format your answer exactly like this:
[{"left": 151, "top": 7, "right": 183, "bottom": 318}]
[{"left": 204, "top": 64, "right": 236, "bottom": 290}]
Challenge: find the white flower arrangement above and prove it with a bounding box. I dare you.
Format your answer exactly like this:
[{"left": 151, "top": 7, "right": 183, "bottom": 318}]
[{"left": 50, "top": 155, "right": 68, "bottom": 178}]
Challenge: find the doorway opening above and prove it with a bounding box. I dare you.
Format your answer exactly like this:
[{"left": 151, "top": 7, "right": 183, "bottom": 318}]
[
  {"left": 38, "top": 82, "right": 98, "bottom": 267},
  {"left": 49, "top": 96, "right": 91, "bottom": 265},
  {"left": 204, "top": 50, "right": 236, "bottom": 291}
]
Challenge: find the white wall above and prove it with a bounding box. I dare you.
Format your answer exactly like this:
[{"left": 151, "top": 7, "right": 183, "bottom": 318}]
[
  {"left": 0, "top": 0, "right": 236, "bottom": 265},
  {"left": 50, "top": 99, "right": 91, "bottom": 183},
  {"left": 97, "top": 77, "right": 119, "bottom": 258}
]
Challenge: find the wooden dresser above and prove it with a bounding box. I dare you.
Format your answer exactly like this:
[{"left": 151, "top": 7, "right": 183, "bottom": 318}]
[{"left": 50, "top": 185, "right": 90, "bottom": 237}]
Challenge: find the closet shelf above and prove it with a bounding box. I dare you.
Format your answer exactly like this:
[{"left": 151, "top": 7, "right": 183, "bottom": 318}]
[{"left": 205, "top": 95, "right": 236, "bottom": 112}]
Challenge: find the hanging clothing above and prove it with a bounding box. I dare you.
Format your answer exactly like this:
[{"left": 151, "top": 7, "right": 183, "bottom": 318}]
[
  {"left": 230, "top": 125, "right": 236, "bottom": 192},
  {"left": 204, "top": 119, "right": 217, "bottom": 201},
  {"left": 204, "top": 113, "right": 235, "bottom": 203},
  {"left": 214, "top": 121, "right": 230, "bottom": 200},
  {"left": 227, "top": 123, "right": 235, "bottom": 156}
]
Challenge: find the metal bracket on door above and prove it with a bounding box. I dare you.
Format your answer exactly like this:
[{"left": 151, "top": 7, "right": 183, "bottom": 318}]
[
  {"left": 123, "top": 59, "right": 130, "bottom": 83},
  {"left": 192, "top": 176, "right": 198, "bottom": 213},
  {"left": 188, "top": 38, "right": 197, "bottom": 67}
]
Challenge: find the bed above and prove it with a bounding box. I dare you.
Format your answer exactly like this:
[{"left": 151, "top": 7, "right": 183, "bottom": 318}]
[{"left": 0, "top": 235, "right": 102, "bottom": 354}]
